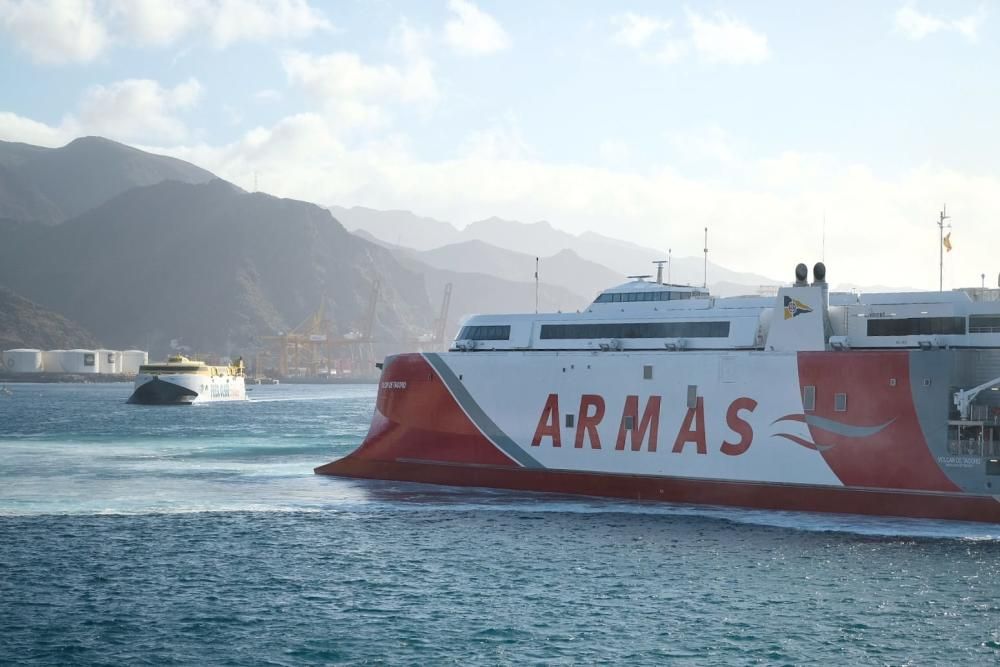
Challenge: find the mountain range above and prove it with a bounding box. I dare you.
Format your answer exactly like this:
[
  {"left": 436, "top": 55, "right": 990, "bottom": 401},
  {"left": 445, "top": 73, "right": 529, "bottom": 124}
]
[
  {"left": 0, "top": 135, "right": 897, "bottom": 362},
  {"left": 0, "top": 179, "right": 431, "bottom": 355},
  {"left": 331, "top": 206, "right": 784, "bottom": 295},
  {"left": 0, "top": 136, "right": 213, "bottom": 225},
  {"left": 0, "top": 287, "right": 99, "bottom": 351}
]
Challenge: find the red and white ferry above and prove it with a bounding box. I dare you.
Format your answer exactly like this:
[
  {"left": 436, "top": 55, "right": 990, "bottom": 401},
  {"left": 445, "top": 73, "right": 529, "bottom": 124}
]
[{"left": 317, "top": 263, "right": 1000, "bottom": 523}]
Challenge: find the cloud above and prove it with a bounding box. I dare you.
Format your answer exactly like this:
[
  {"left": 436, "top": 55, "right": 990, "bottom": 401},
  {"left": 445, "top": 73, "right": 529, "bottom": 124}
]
[
  {"left": 598, "top": 139, "right": 631, "bottom": 164},
  {"left": 444, "top": 0, "right": 510, "bottom": 55},
  {"left": 0, "top": 0, "right": 107, "bottom": 64},
  {"left": 611, "top": 12, "right": 671, "bottom": 48},
  {"left": 687, "top": 10, "right": 769, "bottom": 65},
  {"left": 122, "top": 111, "right": 999, "bottom": 291},
  {"left": 198, "top": 0, "right": 333, "bottom": 49},
  {"left": 0, "top": 0, "right": 332, "bottom": 63},
  {"left": 666, "top": 126, "right": 737, "bottom": 164},
  {"left": 0, "top": 111, "right": 76, "bottom": 146},
  {"left": 0, "top": 77, "right": 203, "bottom": 145},
  {"left": 76, "top": 78, "right": 204, "bottom": 142},
  {"left": 457, "top": 117, "right": 533, "bottom": 161},
  {"left": 107, "top": 0, "right": 195, "bottom": 46},
  {"left": 281, "top": 33, "right": 437, "bottom": 130},
  {"left": 610, "top": 10, "right": 768, "bottom": 65},
  {"left": 894, "top": 4, "right": 986, "bottom": 42}
]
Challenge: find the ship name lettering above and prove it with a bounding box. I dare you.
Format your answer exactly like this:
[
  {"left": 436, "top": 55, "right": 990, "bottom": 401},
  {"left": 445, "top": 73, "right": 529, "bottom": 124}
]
[
  {"left": 530, "top": 393, "right": 757, "bottom": 457},
  {"left": 381, "top": 381, "right": 408, "bottom": 390}
]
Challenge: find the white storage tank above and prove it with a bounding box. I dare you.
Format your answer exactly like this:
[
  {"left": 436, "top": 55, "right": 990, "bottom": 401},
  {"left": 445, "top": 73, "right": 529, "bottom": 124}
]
[
  {"left": 2, "top": 348, "right": 43, "bottom": 373},
  {"left": 120, "top": 350, "right": 148, "bottom": 375},
  {"left": 42, "top": 349, "right": 65, "bottom": 373},
  {"left": 96, "top": 349, "right": 120, "bottom": 374},
  {"left": 62, "top": 349, "right": 99, "bottom": 374}
]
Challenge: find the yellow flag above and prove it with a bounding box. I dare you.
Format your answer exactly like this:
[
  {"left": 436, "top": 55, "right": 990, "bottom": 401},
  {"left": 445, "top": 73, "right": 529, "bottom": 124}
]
[{"left": 943, "top": 232, "right": 952, "bottom": 252}]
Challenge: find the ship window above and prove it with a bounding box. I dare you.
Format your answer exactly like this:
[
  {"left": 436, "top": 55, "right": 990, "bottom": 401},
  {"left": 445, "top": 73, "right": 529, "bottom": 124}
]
[
  {"left": 803, "top": 385, "right": 816, "bottom": 412},
  {"left": 458, "top": 325, "right": 511, "bottom": 341},
  {"left": 687, "top": 385, "right": 698, "bottom": 409},
  {"left": 970, "top": 315, "right": 1000, "bottom": 333},
  {"left": 624, "top": 416, "right": 635, "bottom": 430},
  {"left": 594, "top": 291, "right": 675, "bottom": 303},
  {"left": 866, "top": 317, "right": 966, "bottom": 336},
  {"left": 539, "top": 321, "right": 730, "bottom": 340},
  {"left": 565, "top": 414, "right": 575, "bottom": 428},
  {"left": 643, "top": 365, "right": 653, "bottom": 379},
  {"left": 84, "top": 353, "right": 95, "bottom": 367},
  {"left": 834, "top": 393, "right": 847, "bottom": 412}
]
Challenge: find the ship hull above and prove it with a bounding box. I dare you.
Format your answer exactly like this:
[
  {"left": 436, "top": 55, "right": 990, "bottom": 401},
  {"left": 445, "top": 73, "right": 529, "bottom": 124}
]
[
  {"left": 318, "top": 456, "right": 1000, "bottom": 523},
  {"left": 316, "top": 351, "right": 1000, "bottom": 523},
  {"left": 128, "top": 373, "right": 247, "bottom": 405}
]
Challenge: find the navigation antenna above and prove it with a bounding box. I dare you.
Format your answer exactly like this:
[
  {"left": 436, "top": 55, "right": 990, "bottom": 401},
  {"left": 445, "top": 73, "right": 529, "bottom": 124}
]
[
  {"left": 652, "top": 260, "right": 667, "bottom": 285},
  {"left": 938, "top": 205, "right": 951, "bottom": 292},
  {"left": 703, "top": 227, "right": 709, "bottom": 289},
  {"left": 534, "top": 257, "right": 539, "bottom": 314},
  {"left": 668, "top": 248, "right": 672, "bottom": 283}
]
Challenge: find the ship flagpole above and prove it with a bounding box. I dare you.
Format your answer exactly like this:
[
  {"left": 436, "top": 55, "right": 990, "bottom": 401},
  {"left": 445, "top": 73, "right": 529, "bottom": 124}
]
[
  {"left": 938, "top": 205, "right": 950, "bottom": 292},
  {"left": 703, "top": 227, "right": 708, "bottom": 289}
]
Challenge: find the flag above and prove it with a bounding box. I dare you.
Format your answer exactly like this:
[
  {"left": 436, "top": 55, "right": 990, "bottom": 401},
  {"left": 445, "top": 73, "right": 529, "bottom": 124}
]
[{"left": 943, "top": 233, "right": 952, "bottom": 252}]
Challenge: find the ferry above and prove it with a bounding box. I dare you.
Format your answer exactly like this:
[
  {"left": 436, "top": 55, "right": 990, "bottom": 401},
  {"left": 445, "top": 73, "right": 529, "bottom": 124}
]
[
  {"left": 317, "top": 262, "right": 1000, "bottom": 523},
  {"left": 127, "top": 355, "right": 247, "bottom": 405}
]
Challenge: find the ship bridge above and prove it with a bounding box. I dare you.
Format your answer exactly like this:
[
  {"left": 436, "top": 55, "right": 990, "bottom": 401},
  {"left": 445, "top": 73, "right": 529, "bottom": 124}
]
[{"left": 589, "top": 279, "right": 709, "bottom": 305}]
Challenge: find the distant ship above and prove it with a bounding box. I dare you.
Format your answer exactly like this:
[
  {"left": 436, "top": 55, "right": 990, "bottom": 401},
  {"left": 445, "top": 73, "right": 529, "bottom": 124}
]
[
  {"left": 317, "top": 262, "right": 1000, "bottom": 523},
  {"left": 127, "top": 355, "right": 247, "bottom": 405}
]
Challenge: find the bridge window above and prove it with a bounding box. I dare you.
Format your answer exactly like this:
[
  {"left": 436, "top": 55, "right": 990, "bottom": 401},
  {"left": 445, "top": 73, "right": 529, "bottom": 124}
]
[
  {"left": 593, "top": 290, "right": 709, "bottom": 303},
  {"left": 834, "top": 393, "right": 847, "bottom": 412},
  {"left": 866, "top": 317, "right": 966, "bottom": 336},
  {"left": 595, "top": 291, "right": 672, "bottom": 303},
  {"left": 539, "top": 321, "right": 730, "bottom": 340},
  {"left": 458, "top": 325, "right": 511, "bottom": 341}
]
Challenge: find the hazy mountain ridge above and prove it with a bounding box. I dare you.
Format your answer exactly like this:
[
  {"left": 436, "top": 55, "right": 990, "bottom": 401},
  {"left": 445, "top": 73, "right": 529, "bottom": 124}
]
[
  {"left": 0, "top": 136, "right": 215, "bottom": 225},
  {"left": 332, "top": 206, "right": 784, "bottom": 295},
  {"left": 0, "top": 179, "right": 432, "bottom": 357},
  {"left": 0, "top": 286, "right": 100, "bottom": 351},
  {"left": 353, "top": 232, "right": 593, "bottom": 336},
  {"left": 329, "top": 205, "right": 458, "bottom": 250}
]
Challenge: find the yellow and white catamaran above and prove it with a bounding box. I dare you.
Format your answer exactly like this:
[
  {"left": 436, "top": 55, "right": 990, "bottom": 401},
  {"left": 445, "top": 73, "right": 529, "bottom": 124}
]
[{"left": 127, "top": 355, "right": 247, "bottom": 405}]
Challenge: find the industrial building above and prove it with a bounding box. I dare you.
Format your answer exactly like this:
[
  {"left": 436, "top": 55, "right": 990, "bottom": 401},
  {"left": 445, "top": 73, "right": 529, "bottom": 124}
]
[{"left": 1, "top": 349, "right": 148, "bottom": 376}]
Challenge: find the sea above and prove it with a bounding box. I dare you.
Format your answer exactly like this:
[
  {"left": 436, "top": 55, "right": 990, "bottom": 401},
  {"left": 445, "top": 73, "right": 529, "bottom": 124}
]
[{"left": 1, "top": 382, "right": 998, "bottom": 666}]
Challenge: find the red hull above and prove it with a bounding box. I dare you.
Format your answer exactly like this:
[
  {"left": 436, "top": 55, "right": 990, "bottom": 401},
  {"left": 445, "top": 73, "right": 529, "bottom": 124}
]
[
  {"left": 315, "top": 353, "right": 1000, "bottom": 524},
  {"left": 317, "top": 455, "right": 1000, "bottom": 524}
]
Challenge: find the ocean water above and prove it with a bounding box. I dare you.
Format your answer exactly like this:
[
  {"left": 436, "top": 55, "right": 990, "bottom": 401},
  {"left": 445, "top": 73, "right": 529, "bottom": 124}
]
[{"left": 1, "top": 383, "right": 998, "bottom": 666}]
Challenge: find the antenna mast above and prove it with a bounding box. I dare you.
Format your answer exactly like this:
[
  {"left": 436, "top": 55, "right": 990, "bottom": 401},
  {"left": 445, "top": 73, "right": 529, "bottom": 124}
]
[
  {"left": 534, "top": 257, "right": 539, "bottom": 314},
  {"left": 703, "top": 227, "right": 708, "bottom": 289},
  {"left": 667, "top": 248, "right": 672, "bottom": 283},
  {"left": 652, "top": 260, "right": 667, "bottom": 285},
  {"left": 938, "top": 205, "right": 950, "bottom": 292}
]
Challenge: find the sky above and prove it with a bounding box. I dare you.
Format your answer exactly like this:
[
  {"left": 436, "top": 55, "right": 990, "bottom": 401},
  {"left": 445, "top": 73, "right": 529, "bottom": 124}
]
[{"left": 1, "top": 0, "right": 998, "bottom": 289}]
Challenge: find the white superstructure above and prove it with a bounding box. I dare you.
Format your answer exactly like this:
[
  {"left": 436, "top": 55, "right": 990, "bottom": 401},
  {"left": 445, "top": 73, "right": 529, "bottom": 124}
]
[{"left": 318, "top": 262, "right": 1000, "bottom": 523}]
